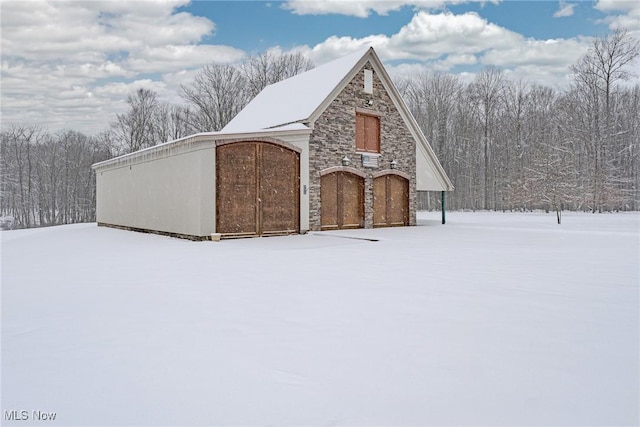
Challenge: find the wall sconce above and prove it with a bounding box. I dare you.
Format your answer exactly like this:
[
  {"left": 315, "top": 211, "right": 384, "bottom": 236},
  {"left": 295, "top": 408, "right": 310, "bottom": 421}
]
[
  {"left": 367, "top": 99, "right": 373, "bottom": 106},
  {"left": 342, "top": 155, "right": 351, "bottom": 167},
  {"left": 390, "top": 159, "right": 397, "bottom": 169}
]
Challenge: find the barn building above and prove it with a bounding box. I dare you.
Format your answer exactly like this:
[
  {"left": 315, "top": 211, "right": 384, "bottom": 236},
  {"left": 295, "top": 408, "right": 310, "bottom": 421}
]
[{"left": 92, "top": 47, "right": 453, "bottom": 240}]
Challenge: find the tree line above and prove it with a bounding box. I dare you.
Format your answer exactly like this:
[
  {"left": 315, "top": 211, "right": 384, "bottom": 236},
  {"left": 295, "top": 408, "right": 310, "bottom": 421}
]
[
  {"left": 0, "top": 51, "right": 313, "bottom": 229},
  {"left": 406, "top": 29, "right": 639, "bottom": 216},
  {"left": 1, "top": 30, "right": 638, "bottom": 229}
]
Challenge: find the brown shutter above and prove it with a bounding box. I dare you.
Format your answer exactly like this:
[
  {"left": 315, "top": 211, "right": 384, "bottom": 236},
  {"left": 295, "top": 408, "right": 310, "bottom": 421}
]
[
  {"left": 356, "top": 113, "right": 380, "bottom": 153},
  {"left": 356, "top": 113, "right": 365, "bottom": 151},
  {"left": 365, "top": 115, "right": 380, "bottom": 153}
]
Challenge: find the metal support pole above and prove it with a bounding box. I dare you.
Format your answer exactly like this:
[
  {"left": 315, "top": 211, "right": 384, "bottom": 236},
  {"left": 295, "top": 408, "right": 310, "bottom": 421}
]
[{"left": 441, "top": 191, "right": 446, "bottom": 225}]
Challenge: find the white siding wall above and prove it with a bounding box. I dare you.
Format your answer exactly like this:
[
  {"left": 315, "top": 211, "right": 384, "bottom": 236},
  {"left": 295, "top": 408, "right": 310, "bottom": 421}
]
[
  {"left": 416, "top": 141, "right": 449, "bottom": 191},
  {"left": 94, "top": 130, "right": 311, "bottom": 238},
  {"left": 96, "top": 142, "right": 216, "bottom": 237}
]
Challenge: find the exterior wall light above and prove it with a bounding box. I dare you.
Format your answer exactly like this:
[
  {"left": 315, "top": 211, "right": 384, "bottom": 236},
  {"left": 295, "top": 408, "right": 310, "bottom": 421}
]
[
  {"left": 390, "top": 159, "right": 397, "bottom": 169},
  {"left": 342, "top": 155, "right": 351, "bottom": 166}
]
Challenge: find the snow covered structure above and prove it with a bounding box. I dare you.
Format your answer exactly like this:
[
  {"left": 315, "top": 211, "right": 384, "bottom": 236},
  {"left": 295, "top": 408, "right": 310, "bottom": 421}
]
[{"left": 92, "top": 47, "right": 453, "bottom": 239}]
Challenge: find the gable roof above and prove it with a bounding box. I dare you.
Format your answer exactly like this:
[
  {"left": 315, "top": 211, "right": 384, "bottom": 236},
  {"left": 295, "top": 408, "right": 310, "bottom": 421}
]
[
  {"left": 222, "top": 47, "right": 454, "bottom": 191},
  {"left": 221, "top": 47, "right": 370, "bottom": 133}
]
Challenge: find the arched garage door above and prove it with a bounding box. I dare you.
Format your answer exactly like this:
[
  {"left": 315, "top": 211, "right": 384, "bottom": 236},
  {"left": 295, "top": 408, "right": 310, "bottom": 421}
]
[
  {"left": 216, "top": 142, "right": 299, "bottom": 237},
  {"left": 321, "top": 171, "right": 364, "bottom": 230},
  {"left": 373, "top": 173, "right": 409, "bottom": 227}
]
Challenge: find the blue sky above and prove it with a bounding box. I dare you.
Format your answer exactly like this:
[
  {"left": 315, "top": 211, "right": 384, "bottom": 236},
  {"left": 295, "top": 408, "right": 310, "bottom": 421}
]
[
  {"left": 184, "top": 1, "right": 610, "bottom": 49},
  {"left": 1, "top": 0, "right": 638, "bottom": 135}
]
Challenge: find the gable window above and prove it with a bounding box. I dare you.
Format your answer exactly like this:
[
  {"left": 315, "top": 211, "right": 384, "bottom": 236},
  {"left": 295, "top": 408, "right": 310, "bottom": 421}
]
[
  {"left": 356, "top": 112, "right": 380, "bottom": 153},
  {"left": 364, "top": 69, "right": 373, "bottom": 94}
]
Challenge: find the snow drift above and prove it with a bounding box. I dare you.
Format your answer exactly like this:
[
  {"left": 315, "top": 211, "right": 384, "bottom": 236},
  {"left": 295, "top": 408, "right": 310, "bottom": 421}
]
[{"left": 2, "top": 212, "right": 638, "bottom": 426}]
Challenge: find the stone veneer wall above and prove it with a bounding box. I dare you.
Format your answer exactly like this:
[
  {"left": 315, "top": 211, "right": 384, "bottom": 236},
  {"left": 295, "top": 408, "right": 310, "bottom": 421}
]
[{"left": 308, "top": 61, "right": 417, "bottom": 231}]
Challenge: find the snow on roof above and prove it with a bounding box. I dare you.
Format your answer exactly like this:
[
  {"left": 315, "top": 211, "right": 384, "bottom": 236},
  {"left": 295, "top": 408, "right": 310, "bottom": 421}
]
[
  {"left": 91, "top": 124, "right": 311, "bottom": 170},
  {"left": 222, "top": 47, "right": 371, "bottom": 133}
]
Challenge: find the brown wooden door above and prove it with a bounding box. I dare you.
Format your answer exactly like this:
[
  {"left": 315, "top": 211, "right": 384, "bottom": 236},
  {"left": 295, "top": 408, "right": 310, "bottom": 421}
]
[
  {"left": 373, "top": 174, "right": 409, "bottom": 227},
  {"left": 217, "top": 142, "right": 299, "bottom": 237},
  {"left": 260, "top": 143, "right": 299, "bottom": 235},
  {"left": 321, "top": 171, "right": 364, "bottom": 230}
]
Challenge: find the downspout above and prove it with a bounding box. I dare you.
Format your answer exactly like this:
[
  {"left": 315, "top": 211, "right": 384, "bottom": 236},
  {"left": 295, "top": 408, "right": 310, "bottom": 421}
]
[{"left": 441, "top": 191, "right": 446, "bottom": 225}]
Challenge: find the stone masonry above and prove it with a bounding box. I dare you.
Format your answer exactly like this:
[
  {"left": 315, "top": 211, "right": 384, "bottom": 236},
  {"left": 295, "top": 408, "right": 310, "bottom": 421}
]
[{"left": 308, "top": 61, "right": 417, "bottom": 231}]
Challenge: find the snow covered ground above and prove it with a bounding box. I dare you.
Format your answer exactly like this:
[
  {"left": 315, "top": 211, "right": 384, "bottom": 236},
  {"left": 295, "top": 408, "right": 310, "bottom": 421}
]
[{"left": 2, "top": 211, "right": 638, "bottom": 426}]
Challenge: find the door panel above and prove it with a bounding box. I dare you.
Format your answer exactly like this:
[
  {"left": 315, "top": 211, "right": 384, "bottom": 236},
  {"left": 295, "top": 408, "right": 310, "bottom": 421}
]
[
  {"left": 341, "top": 172, "right": 364, "bottom": 229},
  {"left": 373, "top": 176, "right": 387, "bottom": 227},
  {"left": 388, "top": 174, "right": 409, "bottom": 226},
  {"left": 216, "top": 143, "right": 257, "bottom": 235},
  {"left": 260, "top": 144, "right": 299, "bottom": 234},
  {"left": 321, "top": 171, "right": 364, "bottom": 230},
  {"left": 373, "top": 174, "right": 409, "bottom": 228},
  {"left": 320, "top": 172, "right": 338, "bottom": 230},
  {"left": 217, "top": 142, "right": 299, "bottom": 237}
]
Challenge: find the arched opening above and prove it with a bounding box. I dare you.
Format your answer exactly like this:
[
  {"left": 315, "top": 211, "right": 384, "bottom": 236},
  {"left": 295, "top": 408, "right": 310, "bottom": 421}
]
[
  {"left": 216, "top": 141, "right": 299, "bottom": 237},
  {"left": 373, "top": 173, "right": 409, "bottom": 227},
  {"left": 320, "top": 171, "right": 365, "bottom": 230}
]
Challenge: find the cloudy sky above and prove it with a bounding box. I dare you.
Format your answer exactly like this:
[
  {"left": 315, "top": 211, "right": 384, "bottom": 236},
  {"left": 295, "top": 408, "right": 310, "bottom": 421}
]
[{"left": 1, "top": 0, "right": 639, "bottom": 135}]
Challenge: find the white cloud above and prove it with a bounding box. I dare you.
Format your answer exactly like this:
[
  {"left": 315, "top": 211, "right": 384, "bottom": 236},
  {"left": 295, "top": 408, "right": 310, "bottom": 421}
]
[
  {"left": 126, "top": 45, "right": 245, "bottom": 73},
  {"left": 553, "top": 0, "right": 576, "bottom": 18},
  {"left": 282, "top": 0, "right": 501, "bottom": 17},
  {"left": 388, "top": 11, "right": 522, "bottom": 57},
  {"left": 431, "top": 53, "right": 478, "bottom": 70},
  {"left": 386, "top": 62, "right": 432, "bottom": 80},
  {"left": 306, "top": 12, "right": 516, "bottom": 61},
  {"left": 286, "top": 10, "right": 595, "bottom": 90},
  {"left": 1, "top": 0, "right": 214, "bottom": 62},
  {"left": 299, "top": 34, "right": 391, "bottom": 64},
  {"left": 480, "top": 37, "right": 590, "bottom": 67},
  {"left": 294, "top": 11, "right": 523, "bottom": 65},
  {"left": 595, "top": 0, "right": 637, "bottom": 12},
  {"left": 2, "top": 1, "right": 637, "bottom": 136},
  {"left": 283, "top": 0, "right": 413, "bottom": 17},
  {"left": 93, "top": 79, "right": 170, "bottom": 99},
  {"left": 0, "top": 0, "right": 245, "bottom": 134},
  {"left": 595, "top": 0, "right": 640, "bottom": 34}
]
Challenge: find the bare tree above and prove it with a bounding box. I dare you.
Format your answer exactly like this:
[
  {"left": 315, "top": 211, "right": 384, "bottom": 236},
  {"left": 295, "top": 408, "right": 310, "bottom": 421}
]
[
  {"left": 3, "top": 30, "right": 639, "bottom": 231},
  {"left": 570, "top": 29, "right": 640, "bottom": 211},
  {"left": 0, "top": 125, "right": 109, "bottom": 229},
  {"left": 181, "top": 64, "right": 249, "bottom": 132},
  {"left": 154, "top": 103, "right": 197, "bottom": 143},
  {"left": 181, "top": 51, "right": 314, "bottom": 132},
  {"left": 241, "top": 50, "right": 314, "bottom": 98},
  {"left": 469, "top": 66, "right": 505, "bottom": 210},
  {"left": 0, "top": 125, "right": 46, "bottom": 227},
  {"left": 615, "top": 84, "right": 640, "bottom": 209},
  {"left": 405, "top": 72, "right": 462, "bottom": 210},
  {"left": 111, "top": 88, "right": 160, "bottom": 153}
]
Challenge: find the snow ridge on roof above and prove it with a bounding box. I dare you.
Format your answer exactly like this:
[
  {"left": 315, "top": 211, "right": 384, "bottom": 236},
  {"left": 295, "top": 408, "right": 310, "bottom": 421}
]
[{"left": 222, "top": 47, "right": 371, "bottom": 133}]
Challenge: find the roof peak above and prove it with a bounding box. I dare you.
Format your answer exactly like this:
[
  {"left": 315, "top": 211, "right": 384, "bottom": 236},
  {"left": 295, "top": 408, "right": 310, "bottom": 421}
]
[
  {"left": 221, "top": 47, "right": 375, "bottom": 133},
  {"left": 264, "top": 46, "right": 373, "bottom": 90}
]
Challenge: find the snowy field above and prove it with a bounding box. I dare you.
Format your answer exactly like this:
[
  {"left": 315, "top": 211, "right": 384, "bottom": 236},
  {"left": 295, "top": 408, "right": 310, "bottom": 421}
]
[{"left": 2, "top": 211, "right": 638, "bottom": 426}]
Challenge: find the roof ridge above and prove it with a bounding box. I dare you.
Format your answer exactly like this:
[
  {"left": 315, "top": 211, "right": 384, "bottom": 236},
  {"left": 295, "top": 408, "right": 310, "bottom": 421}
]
[{"left": 221, "top": 47, "right": 373, "bottom": 133}]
